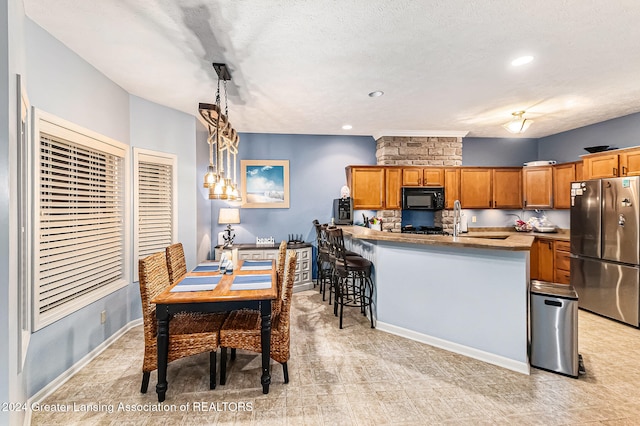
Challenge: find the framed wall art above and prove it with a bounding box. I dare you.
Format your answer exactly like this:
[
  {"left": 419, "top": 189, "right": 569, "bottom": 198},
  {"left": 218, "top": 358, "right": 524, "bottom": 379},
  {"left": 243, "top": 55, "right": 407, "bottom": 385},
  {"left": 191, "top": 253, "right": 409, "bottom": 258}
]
[{"left": 240, "top": 160, "right": 290, "bottom": 208}]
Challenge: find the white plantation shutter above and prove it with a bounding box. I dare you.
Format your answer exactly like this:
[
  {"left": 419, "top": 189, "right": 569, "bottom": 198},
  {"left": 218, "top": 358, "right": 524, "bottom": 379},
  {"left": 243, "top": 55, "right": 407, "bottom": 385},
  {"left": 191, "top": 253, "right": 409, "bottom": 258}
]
[
  {"left": 133, "top": 149, "right": 177, "bottom": 279},
  {"left": 34, "top": 111, "right": 128, "bottom": 330}
]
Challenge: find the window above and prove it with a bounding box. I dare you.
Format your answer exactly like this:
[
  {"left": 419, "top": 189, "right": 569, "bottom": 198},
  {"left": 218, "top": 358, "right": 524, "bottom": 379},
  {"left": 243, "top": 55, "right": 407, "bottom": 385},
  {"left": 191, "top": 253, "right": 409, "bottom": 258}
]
[
  {"left": 133, "top": 148, "right": 177, "bottom": 280},
  {"left": 33, "top": 110, "right": 129, "bottom": 330}
]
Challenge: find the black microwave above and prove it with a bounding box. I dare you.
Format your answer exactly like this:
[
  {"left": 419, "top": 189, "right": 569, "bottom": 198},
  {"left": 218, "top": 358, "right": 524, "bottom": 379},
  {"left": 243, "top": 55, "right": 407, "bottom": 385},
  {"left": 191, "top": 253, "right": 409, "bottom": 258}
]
[{"left": 402, "top": 187, "right": 445, "bottom": 210}]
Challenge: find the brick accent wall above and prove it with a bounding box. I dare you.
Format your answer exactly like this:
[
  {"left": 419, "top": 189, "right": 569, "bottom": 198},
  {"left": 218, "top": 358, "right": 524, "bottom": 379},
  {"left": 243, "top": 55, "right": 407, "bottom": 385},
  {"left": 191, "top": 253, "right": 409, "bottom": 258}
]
[{"left": 375, "top": 136, "right": 463, "bottom": 233}]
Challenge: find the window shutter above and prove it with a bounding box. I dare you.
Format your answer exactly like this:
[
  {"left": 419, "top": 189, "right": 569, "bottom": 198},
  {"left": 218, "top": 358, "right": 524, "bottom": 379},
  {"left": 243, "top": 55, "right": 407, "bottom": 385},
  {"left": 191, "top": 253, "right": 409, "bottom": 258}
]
[
  {"left": 34, "top": 112, "right": 128, "bottom": 330},
  {"left": 138, "top": 160, "right": 174, "bottom": 258}
]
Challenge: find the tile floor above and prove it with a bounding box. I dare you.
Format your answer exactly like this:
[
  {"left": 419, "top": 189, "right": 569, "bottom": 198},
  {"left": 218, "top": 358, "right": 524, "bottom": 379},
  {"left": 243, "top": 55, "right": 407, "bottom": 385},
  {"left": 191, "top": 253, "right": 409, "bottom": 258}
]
[{"left": 31, "top": 289, "right": 640, "bottom": 425}]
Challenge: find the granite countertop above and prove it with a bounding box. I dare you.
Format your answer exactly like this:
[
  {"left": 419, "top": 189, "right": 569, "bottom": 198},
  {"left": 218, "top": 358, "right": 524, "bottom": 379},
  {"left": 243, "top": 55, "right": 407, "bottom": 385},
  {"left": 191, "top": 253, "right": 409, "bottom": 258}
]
[
  {"left": 341, "top": 226, "right": 535, "bottom": 251},
  {"left": 464, "top": 228, "right": 570, "bottom": 242}
]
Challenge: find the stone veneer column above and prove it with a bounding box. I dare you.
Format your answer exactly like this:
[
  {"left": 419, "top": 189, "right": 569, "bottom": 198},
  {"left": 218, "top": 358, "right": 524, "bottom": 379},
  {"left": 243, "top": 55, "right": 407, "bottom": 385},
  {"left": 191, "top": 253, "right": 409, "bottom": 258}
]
[{"left": 375, "top": 136, "right": 462, "bottom": 233}]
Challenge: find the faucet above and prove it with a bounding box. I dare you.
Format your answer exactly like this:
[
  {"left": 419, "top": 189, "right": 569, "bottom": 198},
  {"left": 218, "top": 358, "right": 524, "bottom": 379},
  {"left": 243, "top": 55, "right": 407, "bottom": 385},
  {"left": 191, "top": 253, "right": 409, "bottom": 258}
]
[{"left": 453, "top": 199, "right": 461, "bottom": 238}]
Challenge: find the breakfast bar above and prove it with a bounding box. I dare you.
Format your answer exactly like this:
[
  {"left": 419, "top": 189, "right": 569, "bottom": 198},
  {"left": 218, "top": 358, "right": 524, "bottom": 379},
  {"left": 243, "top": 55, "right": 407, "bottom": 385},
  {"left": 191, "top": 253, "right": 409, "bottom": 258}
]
[{"left": 341, "top": 226, "right": 535, "bottom": 374}]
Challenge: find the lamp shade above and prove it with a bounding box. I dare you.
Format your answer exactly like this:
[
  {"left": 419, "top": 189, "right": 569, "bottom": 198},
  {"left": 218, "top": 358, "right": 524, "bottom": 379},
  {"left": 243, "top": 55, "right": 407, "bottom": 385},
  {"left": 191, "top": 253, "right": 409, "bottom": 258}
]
[
  {"left": 502, "top": 111, "right": 533, "bottom": 134},
  {"left": 218, "top": 208, "right": 240, "bottom": 224}
]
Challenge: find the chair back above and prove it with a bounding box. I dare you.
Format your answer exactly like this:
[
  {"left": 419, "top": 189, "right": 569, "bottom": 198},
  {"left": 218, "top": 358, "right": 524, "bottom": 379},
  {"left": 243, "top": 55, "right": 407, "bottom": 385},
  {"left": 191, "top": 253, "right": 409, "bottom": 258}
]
[
  {"left": 277, "top": 251, "right": 298, "bottom": 330},
  {"left": 313, "top": 220, "right": 329, "bottom": 254},
  {"left": 166, "top": 243, "right": 187, "bottom": 284},
  {"left": 326, "top": 226, "right": 348, "bottom": 265},
  {"left": 274, "top": 240, "right": 288, "bottom": 316},
  {"left": 138, "top": 252, "right": 171, "bottom": 339}
]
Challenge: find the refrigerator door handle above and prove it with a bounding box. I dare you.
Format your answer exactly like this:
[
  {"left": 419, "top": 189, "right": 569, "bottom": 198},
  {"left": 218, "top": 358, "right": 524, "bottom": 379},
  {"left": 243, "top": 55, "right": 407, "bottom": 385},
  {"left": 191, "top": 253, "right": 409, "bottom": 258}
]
[{"left": 619, "top": 214, "right": 626, "bottom": 226}]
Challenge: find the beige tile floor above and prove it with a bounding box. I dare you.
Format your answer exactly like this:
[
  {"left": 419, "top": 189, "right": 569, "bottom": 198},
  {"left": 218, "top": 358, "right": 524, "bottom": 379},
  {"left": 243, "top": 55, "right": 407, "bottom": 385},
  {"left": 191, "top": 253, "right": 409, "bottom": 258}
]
[{"left": 31, "top": 289, "right": 640, "bottom": 425}]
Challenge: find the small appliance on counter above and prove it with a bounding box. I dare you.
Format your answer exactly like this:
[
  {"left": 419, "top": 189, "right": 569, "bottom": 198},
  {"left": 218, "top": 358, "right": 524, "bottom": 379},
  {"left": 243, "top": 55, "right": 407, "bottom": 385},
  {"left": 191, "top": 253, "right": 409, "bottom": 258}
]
[{"left": 333, "top": 197, "right": 353, "bottom": 225}]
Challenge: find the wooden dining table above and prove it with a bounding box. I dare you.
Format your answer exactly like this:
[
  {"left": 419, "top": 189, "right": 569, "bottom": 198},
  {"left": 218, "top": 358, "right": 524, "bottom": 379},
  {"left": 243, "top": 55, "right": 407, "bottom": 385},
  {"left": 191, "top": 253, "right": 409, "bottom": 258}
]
[{"left": 151, "top": 259, "right": 277, "bottom": 402}]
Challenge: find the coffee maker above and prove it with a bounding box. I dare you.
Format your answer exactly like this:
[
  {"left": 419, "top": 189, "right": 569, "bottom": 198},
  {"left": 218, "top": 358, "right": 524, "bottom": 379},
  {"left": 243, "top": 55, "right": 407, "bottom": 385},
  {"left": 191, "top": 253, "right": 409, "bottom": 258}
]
[{"left": 333, "top": 198, "right": 353, "bottom": 225}]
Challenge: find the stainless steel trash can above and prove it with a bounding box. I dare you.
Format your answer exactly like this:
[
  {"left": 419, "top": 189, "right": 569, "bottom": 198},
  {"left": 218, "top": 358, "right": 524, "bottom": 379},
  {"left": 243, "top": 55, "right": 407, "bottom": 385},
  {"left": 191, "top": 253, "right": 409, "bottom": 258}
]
[{"left": 530, "top": 280, "right": 579, "bottom": 378}]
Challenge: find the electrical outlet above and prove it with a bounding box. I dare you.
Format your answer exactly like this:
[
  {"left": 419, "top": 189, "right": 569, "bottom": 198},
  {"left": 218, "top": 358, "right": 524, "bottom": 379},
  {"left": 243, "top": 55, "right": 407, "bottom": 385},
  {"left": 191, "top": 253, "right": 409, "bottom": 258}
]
[
  {"left": 101, "top": 310, "right": 106, "bottom": 324},
  {"left": 472, "top": 216, "right": 477, "bottom": 223}
]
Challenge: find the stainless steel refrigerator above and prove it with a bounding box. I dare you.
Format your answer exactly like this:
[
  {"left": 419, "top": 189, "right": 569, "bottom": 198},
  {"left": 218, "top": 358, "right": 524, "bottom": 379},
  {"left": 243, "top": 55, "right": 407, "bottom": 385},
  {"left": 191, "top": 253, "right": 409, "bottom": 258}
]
[{"left": 570, "top": 177, "right": 640, "bottom": 326}]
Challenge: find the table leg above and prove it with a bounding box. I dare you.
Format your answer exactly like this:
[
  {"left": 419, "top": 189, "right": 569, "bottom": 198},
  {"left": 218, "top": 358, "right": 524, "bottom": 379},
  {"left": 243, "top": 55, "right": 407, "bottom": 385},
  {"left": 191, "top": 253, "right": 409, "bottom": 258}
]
[
  {"left": 156, "top": 306, "right": 169, "bottom": 402},
  {"left": 260, "top": 300, "right": 272, "bottom": 394}
]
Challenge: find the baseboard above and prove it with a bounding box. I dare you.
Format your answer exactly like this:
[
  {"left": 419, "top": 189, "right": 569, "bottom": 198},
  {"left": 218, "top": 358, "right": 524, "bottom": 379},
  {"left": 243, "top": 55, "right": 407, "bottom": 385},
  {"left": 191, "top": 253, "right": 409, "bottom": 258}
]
[
  {"left": 293, "top": 282, "right": 315, "bottom": 293},
  {"left": 24, "top": 318, "right": 143, "bottom": 426},
  {"left": 376, "top": 321, "right": 530, "bottom": 375}
]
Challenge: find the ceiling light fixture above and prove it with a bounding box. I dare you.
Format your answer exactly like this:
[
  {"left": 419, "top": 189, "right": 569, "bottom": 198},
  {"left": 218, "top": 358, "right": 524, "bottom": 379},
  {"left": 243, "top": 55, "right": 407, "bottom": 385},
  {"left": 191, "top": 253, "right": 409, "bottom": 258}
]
[
  {"left": 342, "top": 124, "right": 353, "bottom": 130},
  {"left": 199, "top": 63, "right": 241, "bottom": 201},
  {"left": 368, "top": 90, "right": 384, "bottom": 97},
  {"left": 502, "top": 111, "right": 533, "bottom": 134},
  {"left": 511, "top": 55, "right": 534, "bottom": 67}
]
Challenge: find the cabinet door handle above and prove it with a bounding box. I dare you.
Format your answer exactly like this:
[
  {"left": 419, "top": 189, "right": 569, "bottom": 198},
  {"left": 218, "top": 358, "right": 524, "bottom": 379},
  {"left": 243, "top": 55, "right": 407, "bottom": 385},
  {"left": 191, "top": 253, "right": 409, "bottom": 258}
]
[
  {"left": 614, "top": 168, "right": 618, "bottom": 176},
  {"left": 418, "top": 178, "right": 422, "bottom": 185},
  {"left": 524, "top": 200, "right": 528, "bottom": 207},
  {"left": 622, "top": 166, "right": 627, "bottom": 175}
]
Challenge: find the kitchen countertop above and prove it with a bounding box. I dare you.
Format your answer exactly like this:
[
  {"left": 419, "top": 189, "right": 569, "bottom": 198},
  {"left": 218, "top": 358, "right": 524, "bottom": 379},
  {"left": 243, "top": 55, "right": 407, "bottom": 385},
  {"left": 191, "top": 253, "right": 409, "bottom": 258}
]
[
  {"left": 341, "top": 226, "right": 536, "bottom": 251},
  {"left": 464, "top": 228, "right": 570, "bottom": 242}
]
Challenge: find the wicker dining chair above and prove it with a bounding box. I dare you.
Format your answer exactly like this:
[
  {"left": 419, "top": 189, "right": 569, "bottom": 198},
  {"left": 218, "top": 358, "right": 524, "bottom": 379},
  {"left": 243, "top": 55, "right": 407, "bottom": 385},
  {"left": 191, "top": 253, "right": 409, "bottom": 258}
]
[
  {"left": 218, "top": 251, "right": 298, "bottom": 385},
  {"left": 138, "top": 252, "right": 227, "bottom": 393},
  {"left": 165, "top": 243, "right": 187, "bottom": 284},
  {"left": 273, "top": 240, "right": 288, "bottom": 317}
]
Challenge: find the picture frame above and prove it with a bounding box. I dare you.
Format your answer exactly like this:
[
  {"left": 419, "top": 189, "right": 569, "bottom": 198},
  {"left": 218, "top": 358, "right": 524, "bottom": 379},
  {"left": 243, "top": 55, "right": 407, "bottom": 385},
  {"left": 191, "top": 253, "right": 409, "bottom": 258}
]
[{"left": 240, "top": 160, "right": 290, "bottom": 208}]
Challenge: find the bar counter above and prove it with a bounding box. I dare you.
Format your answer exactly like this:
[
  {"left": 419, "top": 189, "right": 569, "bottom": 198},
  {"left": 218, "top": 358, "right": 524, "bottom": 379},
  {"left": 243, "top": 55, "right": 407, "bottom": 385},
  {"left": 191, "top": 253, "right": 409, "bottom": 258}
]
[{"left": 339, "top": 226, "right": 533, "bottom": 375}]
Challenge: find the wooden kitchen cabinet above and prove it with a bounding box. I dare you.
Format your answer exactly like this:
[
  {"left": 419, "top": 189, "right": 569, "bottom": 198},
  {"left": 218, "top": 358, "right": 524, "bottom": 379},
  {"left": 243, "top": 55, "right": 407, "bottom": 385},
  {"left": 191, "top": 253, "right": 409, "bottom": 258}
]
[
  {"left": 523, "top": 166, "right": 553, "bottom": 209},
  {"left": 444, "top": 168, "right": 460, "bottom": 209},
  {"left": 619, "top": 149, "right": 640, "bottom": 176},
  {"left": 554, "top": 240, "right": 571, "bottom": 284},
  {"left": 402, "top": 167, "right": 445, "bottom": 186},
  {"left": 583, "top": 153, "right": 619, "bottom": 179},
  {"left": 492, "top": 168, "right": 523, "bottom": 209},
  {"left": 385, "top": 167, "right": 402, "bottom": 210},
  {"left": 347, "top": 166, "right": 386, "bottom": 210},
  {"left": 536, "top": 238, "right": 555, "bottom": 282},
  {"left": 553, "top": 162, "right": 577, "bottom": 209},
  {"left": 460, "top": 168, "right": 492, "bottom": 208}
]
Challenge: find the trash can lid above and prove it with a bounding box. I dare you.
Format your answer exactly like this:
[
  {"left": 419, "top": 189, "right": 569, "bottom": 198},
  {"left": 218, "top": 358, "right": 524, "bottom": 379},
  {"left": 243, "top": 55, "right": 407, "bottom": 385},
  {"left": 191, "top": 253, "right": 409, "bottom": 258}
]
[{"left": 530, "top": 280, "right": 578, "bottom": 300}]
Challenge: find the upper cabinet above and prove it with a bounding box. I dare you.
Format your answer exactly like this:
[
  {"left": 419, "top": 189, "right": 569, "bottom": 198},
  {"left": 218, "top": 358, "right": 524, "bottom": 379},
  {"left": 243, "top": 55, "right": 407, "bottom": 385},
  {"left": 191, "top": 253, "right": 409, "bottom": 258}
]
[
  {"left": 583, "top": 147, "right": 640, "bottom": 179},
  {"left": 493, "top": 168, "right": 523, "bottom": 209},
  {"left": 444, "top": 168, "right": 461, "bottom": 209},
  {"left": 459, "top": 167, "right": 522, "bottom": 209},
  {"left": 346, "top": 166, "right": 386, "bottom": 210},
  {"left": 346, "top": 166, "right": 401, "bottom": 210},
  {"left": 523, "top": 166, "right": 553, "bottom": 209},
  {"left": 402, "top": 167, "right": 445, "bottom": 186},
  {"left": 460, "top": 168, "right": 492, "bottom": 208},
  {"left": 385, "top": 167, "right": 402, "bottom": 210},
  {"left": 553, "top": 162, "right": 577, "bottom": 209}
]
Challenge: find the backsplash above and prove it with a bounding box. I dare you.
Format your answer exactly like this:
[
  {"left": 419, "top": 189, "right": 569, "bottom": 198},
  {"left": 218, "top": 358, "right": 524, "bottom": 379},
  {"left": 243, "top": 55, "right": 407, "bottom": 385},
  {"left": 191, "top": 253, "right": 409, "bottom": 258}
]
[{"left": 375, "top": 136, "right": 463, "bottom": 232}]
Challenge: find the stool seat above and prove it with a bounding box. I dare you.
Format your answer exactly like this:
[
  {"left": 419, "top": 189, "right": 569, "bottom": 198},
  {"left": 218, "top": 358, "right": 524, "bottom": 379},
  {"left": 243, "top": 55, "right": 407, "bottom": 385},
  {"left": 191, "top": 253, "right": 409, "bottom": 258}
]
[{"left": 335, "top": 256, "right": 372, "bottom": 272}]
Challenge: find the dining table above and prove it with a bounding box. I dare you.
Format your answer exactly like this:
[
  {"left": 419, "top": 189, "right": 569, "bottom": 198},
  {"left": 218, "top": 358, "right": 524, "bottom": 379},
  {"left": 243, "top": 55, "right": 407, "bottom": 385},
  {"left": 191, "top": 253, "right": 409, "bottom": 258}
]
[{"left": 151, "top": 259, "right": 277, "bottom": 402}]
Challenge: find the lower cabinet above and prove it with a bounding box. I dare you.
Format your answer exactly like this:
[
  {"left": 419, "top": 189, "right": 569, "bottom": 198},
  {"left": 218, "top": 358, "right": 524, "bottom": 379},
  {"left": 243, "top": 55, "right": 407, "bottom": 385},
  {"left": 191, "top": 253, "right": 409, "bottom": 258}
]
[
  {"left": 530, "top": 238, "right": 570, "bottom": 285},
  {"left": 215, "top": 244, "right": 313, "bottom": 291}
]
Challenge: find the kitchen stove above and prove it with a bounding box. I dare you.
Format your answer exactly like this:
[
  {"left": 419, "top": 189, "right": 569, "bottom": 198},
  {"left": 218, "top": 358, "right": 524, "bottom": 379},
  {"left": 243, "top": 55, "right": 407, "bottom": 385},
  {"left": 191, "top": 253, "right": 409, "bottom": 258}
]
[{"left": 401, "top": 225, "right": 448, "bottom": 235}]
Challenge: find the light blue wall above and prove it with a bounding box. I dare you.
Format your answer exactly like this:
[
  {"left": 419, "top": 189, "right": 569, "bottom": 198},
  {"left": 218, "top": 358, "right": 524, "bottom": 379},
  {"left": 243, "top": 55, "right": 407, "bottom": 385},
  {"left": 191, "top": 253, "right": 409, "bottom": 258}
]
[
  {"left": 538, "top": 112, "right": 640, "bottom": 163},
  {"left": 462, "top": 137, "right": 539, "bottom": 166},
  {"left": 1, "top": 1, "right": 13, "bottom": 423},
  {"left": 23, "top": 17, "right": 133, "bottom": 398},
  {"left": 196, "top": 122, "right": 213, "bottom": 260},
  {"left": 210, "top": 133, "right": 377, "bottom": 249},
  {"left": 129, "top": 95, "right": 201, "bottom": 320}
]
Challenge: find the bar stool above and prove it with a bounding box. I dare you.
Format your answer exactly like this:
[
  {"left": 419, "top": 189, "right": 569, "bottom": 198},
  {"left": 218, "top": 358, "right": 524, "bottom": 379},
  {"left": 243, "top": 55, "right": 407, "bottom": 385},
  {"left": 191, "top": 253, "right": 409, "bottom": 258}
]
[
  {"left": 312, "top": 220, "right": 332, "bottom": 297},
  {"left": 326, "top": 227, "right": 375, "bottom": 329}
]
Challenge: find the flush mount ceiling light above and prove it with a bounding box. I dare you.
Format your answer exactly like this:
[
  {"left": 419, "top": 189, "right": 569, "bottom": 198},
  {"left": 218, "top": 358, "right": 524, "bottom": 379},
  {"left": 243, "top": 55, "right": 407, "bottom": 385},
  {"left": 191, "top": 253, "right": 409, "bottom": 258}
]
[
  {"left": 511, "top": 55, "right": 534, "bottom": 67},
  {"left": 502, "top": 111, "right": 533, "bottom": 134},
  {"left": 368, "top": 90, "right": 384, "bottom": 97},
  {"left": 342, "top": 124, "right": 353, "bottom": 130}
]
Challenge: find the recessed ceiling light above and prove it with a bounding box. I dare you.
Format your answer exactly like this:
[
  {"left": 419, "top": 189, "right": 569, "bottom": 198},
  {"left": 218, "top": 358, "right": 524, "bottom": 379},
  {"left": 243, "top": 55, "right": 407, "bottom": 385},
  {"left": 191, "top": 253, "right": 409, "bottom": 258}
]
[
  {"left": 342, "top": 124, "right": 353, "bottom": 130},
  {"left": 368, "top": 91, "right": 384, "bottom": 97},
  {"left": 511, "top": 56, "right": 534, "bottom": 67}
]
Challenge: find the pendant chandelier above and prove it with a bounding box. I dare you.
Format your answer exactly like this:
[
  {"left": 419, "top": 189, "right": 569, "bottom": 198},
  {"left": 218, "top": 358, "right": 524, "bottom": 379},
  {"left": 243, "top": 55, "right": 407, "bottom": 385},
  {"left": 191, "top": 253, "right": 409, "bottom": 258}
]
[{"left": 199, "top": 63, "right": 241, "bottom": 200}]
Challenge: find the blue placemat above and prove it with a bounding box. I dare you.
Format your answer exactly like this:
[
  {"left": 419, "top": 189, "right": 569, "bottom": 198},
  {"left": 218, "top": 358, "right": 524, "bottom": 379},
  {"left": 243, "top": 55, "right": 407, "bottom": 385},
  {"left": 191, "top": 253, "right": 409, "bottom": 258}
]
[
  {"left": 230, "top": 274, "right": 272, "bottom": 290},
  {"left": 193, "top": 263, "right": 219, "bottom": 272},
  {"left": 170, "top": 275, "right": 221, "bottom": 292},
  {"left": 240, "top": 260, "right": 272, "bottom": 271}
]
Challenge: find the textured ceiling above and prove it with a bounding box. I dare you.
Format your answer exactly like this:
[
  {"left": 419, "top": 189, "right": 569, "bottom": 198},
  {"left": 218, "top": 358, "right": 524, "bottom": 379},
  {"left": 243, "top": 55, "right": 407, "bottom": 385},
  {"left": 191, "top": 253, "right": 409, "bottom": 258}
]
[{"left": 23, "top": 0, "right": 640, "bottom": 138}]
